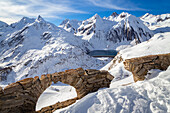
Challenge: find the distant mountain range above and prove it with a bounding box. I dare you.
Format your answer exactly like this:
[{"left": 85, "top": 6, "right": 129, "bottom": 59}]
[{"left": 0, "top": 12, "right": 169, "bottom": 84}]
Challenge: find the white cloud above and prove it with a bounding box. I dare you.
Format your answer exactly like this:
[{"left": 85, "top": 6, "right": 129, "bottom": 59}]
[
  {"left": 0, "top": 0, "right": 87, "bottom": 24},
  {"left": 88, "top": 0, "right": 146, "bottom": 11}
]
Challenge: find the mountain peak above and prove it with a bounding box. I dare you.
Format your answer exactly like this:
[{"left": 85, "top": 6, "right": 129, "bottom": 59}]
[
  {"left": 88, "top": 13, "right": 102, "bottom": 22},
  {"left": 93, "top": 13, "right": 101, "bottom": 19},
  {"left": 119, "top": 12, "right": 130, "bottom": 18},
  {"left": 60, "top": 19, "right": 69, "bottom": 25},
  {"left": 141, "top": 13, "right": 153, "bottom": 19},
  {"left": 111, "top": 12, "right": 118, "bottom": 17},
  {"left": 10, "top": 16, "right": 35, "bottom": 29},
  {"left": 36, "top": 15, "right": 46, "bottom": 23}
]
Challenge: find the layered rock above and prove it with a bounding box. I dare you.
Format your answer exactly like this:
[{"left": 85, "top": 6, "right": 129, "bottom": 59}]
[
  {"left": 124, "top": 53, "right": 170, "bottom": 82},
  {"left": 0, "top": 68, "right": 113, "bottom": 113}
]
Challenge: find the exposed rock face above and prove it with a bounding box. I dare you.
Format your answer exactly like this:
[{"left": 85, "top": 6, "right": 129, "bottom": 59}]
[
  {"left": 124, "top": 53, "right": 170, "bottom": 82},
  {"left": 0, "top": 67, "right": 12, "bottom": 81},
  {"left": 0, "top": 68, "right": 113, "bottom": 113}
]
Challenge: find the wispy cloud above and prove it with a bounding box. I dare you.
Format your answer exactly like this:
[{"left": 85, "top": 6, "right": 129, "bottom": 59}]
[
  {"left": 88, "top": 0, "right": 146, "bottom": 11},
  {"left": 0, "top": 0, "right": 87, "bottom": 24}
]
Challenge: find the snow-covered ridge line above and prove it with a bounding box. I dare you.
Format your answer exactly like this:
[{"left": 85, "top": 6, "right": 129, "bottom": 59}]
[{"left": 140, "top": 13, "right": 170, "bottom": 28}]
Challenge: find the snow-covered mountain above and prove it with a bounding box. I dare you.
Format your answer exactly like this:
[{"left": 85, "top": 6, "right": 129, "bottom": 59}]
[
  {"left": 0, "top": 16, "right": 109, "bottom": 84},
  {"left": 0, "top": 21, "right": 8, "bottom": 28},
  {"left": 141, "top": 13, "right": 170, "bottom": 28},
  {"left": 75, "top": 12, "right": 153, "bottom": 50},
  {"left": 0, "top": 12, "right": 169, "bottom": 113},
  {"left": 104, "top": 12, "right": 119, "bottom": 20},
  {"left": 59, "top": 19, "right": 82, "bottom": 33},
  {"left": 10, "top": 17, "right": 35, "bottom": 30},
  {"left": 0, "top": 12, "right": 153, "bottom": 85},
  {"left": 55, "top": 14, "right": 170, "bottom": 113}
]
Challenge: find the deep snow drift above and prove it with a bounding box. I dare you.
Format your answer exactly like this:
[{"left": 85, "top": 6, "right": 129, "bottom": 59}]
[
  {"left": 52, "top": 13, "right": 170, "bottom": 113},
  {"left": 55, "top": 66, "right": 170, "bottom": 113},
  {"left": 54, "top": 26, "right": 170, "bottom": 113},
  {"left": 36, "top": 82, "right": 77, "bottom": 111}
]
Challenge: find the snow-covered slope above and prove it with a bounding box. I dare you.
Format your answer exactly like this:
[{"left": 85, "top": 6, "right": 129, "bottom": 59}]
[
  {"left": 102, "top": 32, "right": 170, "bottom": 81},
  {"left": 75, "top": 12, "right": 153, "bottom": 50},
  {"left": 56, "top": 66, "right": 170, "bottom": 113},
  {"left": 0, "top": 21, "right": 8, "bottom": 28},
  {"left": 104, "top": 12, "right": 119, "bottom": 21},
  {"left": 10, "top": 17, "right": 35, "bottom": 30},
  {"left": 0, "top": 17, "right": 35, "bottom": 42},
  {"left": 59, "top": 19, "right": 82, "bottom": 33},
  {"left": 55, "top": 24, "right": 170, "bottom": 113},
  {"left": 141, "top": 13, "right": 170, "bottom": 31},
  {"left": 0, "top": 12, "right": 154, "bottom": 85},
  {"left": 0, "top": 16, "right": 109, "bottom": 84}
]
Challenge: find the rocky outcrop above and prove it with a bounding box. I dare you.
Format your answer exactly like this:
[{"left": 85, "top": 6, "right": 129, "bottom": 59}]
[
  {"left": 124, "top": 53, "right": 170, "bottom": 82},
  {"left": 0, "top": 67, "right": 13, "bottom": 81},
  {"left": 0, "top": 68, "right": 113, "bottom": 113}
]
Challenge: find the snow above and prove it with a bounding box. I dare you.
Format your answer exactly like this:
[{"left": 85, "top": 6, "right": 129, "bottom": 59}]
[
  {"left": 0, "top": 15, "right": 110, "bottom": 85},
  {"left": 141, "top": 13, "right": 170, "bottom": 30},
  {"left": 75, "top": 12, "right": 152, "bottom": 50},
  {"left": 0, "top": 21, "right": 8, "bottom": 28},
  {"left": 55, "top": 66, "right": 170, "bottom": 113},
  {"left": 101, "top": 31, "right": 170, "bottom": 81},
  {"left": 59, "top": 19, "right": 82, "bottom": 33},
  {"left": 0, "top": 12, "right": 169, "bottom": 113},
  {"left": 120, "top": 32, "right": 170, "bottom": 59},
  {"left": 36, "top": 82, "right": 77, "bottom": 111},
  {"left": 10, "top": 17, "right": 35, "bottom": 30}
]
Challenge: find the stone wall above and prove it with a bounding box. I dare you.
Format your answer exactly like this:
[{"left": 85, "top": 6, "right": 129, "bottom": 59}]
[
  {"left": 0, "top": 68, "right": 114, "bottom": 113},
  {"left": 124, "top": 53, "right": 170, "bottom": 82}
]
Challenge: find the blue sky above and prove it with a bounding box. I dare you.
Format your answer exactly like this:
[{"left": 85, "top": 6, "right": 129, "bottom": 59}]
[{"left": 0, "top": 0, "right": 170, "bottom": 25}]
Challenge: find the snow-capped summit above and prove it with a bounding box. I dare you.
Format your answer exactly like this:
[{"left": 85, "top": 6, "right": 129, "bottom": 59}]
[
  {"left": 59, "top": 19, "right": 82, "bottom": 33},
  {"left": 140, "top": 13, "right": 170, "bottom": 28},
  {"left": 110, "top": 12, "right": 153, "bottom": 43},
  {"left": 10, "top": 17, "right": 35, "bottom": 30},
  {"left": 0, "top": 16, "right": 107, "bottom": 84},
  {"left": 76, "top": 13, "right": 114, "bottom": 39},
  {"left": 0, "top": 12, "right": 154, "bottom": 84},
  {"left": 141, "top": 13, "right": 153, "bottom": 19},
  {"left": 90, "top": 13, "right": 102, "bottom": 20},
  {"left": 76, "top": 12, "right": 153, "bottom": 50},
  {"left": 111, "top": 12, "right": 118, "bottom": 17},
  {"left": 105, "top": 12, "right": 119, "bottom": 21},
  {"left": 36, "top": 15, "right": 46, "bottom": 23},
  {"left": 79, "top": 13, "right": 104, "bottom": 29}
]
